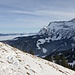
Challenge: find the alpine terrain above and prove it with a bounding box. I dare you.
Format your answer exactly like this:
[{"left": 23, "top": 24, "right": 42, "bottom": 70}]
[
  {"left": 0, "top": 42, "right": 75, "bottom": 75},
  {"left": 2, "top": 18, "right": 75, "bottom": 69}
]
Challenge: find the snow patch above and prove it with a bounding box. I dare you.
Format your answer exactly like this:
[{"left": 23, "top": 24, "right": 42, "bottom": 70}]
[
  {"left": 13, "top": 38, "right": 18, "bottom": 40},
  {"left": 36, "top": 39, "right": 45, "bottom": 49},
  {"left": 68, "top": 61, "right": 75, "bottom": 67},
  {"left": 42, "top": 48, "right": 47, "bottom": 53},
  {"left": 36, "top": 38, "right": 50, "bottom": 49}
]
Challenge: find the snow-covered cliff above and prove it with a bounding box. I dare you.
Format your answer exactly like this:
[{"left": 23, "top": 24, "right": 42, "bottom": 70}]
[{"left": 38, "top": 18, "right": 75, "bottom": 40}]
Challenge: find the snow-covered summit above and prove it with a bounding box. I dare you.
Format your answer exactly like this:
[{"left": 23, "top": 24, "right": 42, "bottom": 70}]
[
  {"left": 38, "top": 18, "right": 75, "bottom": 40},
  {"left": 0, "top": 42, "right": 75, "bottom": 75}
]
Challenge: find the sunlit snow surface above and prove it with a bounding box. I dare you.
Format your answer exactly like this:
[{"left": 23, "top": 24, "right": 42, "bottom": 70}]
[{"left": 0, "top": 42, "right": 75, "bottom": 75}]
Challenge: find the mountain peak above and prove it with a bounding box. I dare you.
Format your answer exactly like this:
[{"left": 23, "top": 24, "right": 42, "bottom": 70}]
[{"left": 38, "top": 18, "right": 75, "bottom": 38}]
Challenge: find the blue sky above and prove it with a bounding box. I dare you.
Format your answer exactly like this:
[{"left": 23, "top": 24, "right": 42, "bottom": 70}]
[{"left": 0, "top": 0, "right": 75, "bottom": 33}]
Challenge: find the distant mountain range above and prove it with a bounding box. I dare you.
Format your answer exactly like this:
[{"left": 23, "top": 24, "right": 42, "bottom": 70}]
[
  {"left": 0, "top": 33, "right": 36, "bottom": 36},
  {"left": 0, "top": 33, "right": 36, "bottom": 41},
  {"left": 2, "top": 18, "right": 75, "bottom": 68}
]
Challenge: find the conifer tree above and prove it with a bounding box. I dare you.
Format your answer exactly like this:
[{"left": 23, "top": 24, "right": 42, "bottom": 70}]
[
  {"left": 44, "top": 55, "right": 53, "bottom": 62},
  {"left": 55, "top": 54, "right": 60, "bottom": 64},
  {"left": 49, "top": 56, "right": 53, "bottom": 62},
  {"left": 61, "top": 55, "right": 68, "bottom": 68}
]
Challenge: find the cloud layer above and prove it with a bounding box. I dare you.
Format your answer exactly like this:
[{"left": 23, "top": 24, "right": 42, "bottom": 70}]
[{"left": 0, "top": 0, "right": 75, "bottom": 33}]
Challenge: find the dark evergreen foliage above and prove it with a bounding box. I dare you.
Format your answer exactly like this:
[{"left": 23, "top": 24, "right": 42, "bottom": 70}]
[
  {"left": 73, "top": 64, "right": 75, "bottom": 71},
  {"left": 44, "top": 53, "right": 75, "bottom": 71},
  {"left": 29, "top": 49, "right": 34, "bottom": 55},
  {"left": 54, "top": 54, "right": 60, "bottom": 64}
]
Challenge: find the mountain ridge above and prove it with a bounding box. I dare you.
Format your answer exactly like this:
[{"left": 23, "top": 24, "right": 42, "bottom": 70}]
[{"left": 38, "top": 18, "right": 75, "bottom": 38}]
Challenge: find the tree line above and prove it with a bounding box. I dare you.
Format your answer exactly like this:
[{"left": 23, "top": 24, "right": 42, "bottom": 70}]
[{"left": 45, "top": 54, "right": 75, "bottom": 71}]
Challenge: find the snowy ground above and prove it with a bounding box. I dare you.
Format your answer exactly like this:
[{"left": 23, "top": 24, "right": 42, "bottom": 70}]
[{"left": 0, "top": 42, "right": 75, "bottom": 75}]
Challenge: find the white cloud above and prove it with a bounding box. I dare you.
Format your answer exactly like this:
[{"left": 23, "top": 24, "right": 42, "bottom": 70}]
[
  {"left": 9, "top": 10, "right": 75, "bottom": 18},
  {"left": 35, "top": 10, "right": 75, "bottom": 18}
]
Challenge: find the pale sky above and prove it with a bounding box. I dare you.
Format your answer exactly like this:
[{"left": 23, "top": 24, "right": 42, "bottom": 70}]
[{"left": 0, "top": 0, "right": 75, "bottom": 33}]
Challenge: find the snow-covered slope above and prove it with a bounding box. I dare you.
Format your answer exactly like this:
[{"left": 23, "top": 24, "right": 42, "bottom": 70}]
[{"left": 0, "top": 42, "right": 75, "bottom": 75}]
